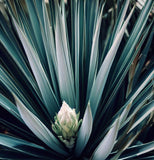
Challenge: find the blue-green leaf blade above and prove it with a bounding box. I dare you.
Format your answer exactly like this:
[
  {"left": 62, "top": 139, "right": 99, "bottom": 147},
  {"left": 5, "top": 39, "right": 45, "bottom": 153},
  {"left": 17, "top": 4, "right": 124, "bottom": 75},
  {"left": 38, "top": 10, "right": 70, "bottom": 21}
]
[
  {"left": 119, "top": 141, "right": 154, "bottom": 160},
  {"left": 55, "top": 1, "right": 75, "bottom": 107},
  {"left": 86, "top": 3, "right": 104, "bottom": 102},
  {"left": 12, "top": 17, "right": 59, "bottom": 118},
  {"left": 0, "top": 134, "right": 51, "bottom": 159},
  {"left": 89, "top": 7, "right": 134, "bottom": 118},
  {"left": 0, "top": 94, "right": 22, "bottom": 123},
  {"left": 14, "top": 95, "right": 68, "bottom": 156},
  {"left": 92, "top": 118, "right": 120, "bottom": 160},
  {"left": 75, "top": 104, "right": 93, "bottom": 157}
]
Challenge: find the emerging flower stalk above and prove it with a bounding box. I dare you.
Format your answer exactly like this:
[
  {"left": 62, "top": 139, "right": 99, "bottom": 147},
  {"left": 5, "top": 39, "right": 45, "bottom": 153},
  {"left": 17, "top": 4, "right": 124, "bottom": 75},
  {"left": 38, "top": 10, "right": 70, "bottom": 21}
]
[{"left": 52, "top": 101, "right": 82, "bottom": 149}]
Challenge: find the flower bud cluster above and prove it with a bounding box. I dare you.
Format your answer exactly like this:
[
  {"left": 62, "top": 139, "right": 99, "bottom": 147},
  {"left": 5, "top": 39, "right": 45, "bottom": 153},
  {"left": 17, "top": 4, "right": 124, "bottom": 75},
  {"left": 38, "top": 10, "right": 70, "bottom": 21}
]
[{"left": 52, "top": 101, "right": 82, "bottom": 148}]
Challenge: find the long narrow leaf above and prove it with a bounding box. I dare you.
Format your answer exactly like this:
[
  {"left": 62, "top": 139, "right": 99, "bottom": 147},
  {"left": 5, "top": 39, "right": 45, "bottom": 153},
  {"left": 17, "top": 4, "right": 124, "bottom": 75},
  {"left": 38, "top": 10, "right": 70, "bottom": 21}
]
[
  {"left": 0, "top": 94, "right": 22, "bottom": 123},
  {"left": 0, "top": 118, "right": 38, "bottom": 142},
  {"left": 92, "top": 118, "right": 120, "bottom": 160},
  {"left": 0, "top": 134, "right": 52, "bottom": 159},
  {"left": 0, "top": 12, "right": 40, "bottom": 98},
  {"left": 14, "top": 95, "right": 68, "bottom": 156},
  {"left": 120, "top": 83, "right": 153, "bottom": 129},
  {"left": 111, "top": 69, "right": 154, "bottom": 128},
  {"left": 111, "top": 0, "right": 153, "bottom": 86},
  {"left": 41, "top": 0, "right": 59, "bottom": 98},
  {"left": 132, "top": 25, "right": 154, "bottom": 87},
  {"left": 109, "top": 0, "right": 130, "bottom": 47},
  {"left": 12, "top": 17, "right": 59, "bottom": 118},
  {"left": 25, "top": 0, "right": 46, "bottom": 66},
  {"left": 128, "top": 101, "right": 154, "bottom": 132},
  {"left": 55, "top": 0, "right": 75, "bottom": 107},
  {"left": 86, "top": 3, "right": 105, "bottom": 102},
  {"left": 74, "top": 0, "right": 80, "bottom": 109},
  {"left": 89, "top": 7, "right": 134, "bottom": 118},
  {"left": 119, "top": 142, "right": 154, "bottom": 160},
  {"left": 103, "top": 21, "right": 153, "bottom": 115},
  {"left": 0, "top": 67, "right": 37, "bottom": 116},
  {"left": 75, "top": 103, "right": 93, "bottom": 157}
]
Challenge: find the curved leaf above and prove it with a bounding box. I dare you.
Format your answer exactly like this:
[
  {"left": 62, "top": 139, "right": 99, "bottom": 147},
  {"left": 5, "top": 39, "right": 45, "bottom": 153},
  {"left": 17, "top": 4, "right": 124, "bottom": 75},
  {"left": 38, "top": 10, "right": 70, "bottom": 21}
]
[
  {"left": 0, "top": 12, "right": 40, "bottom": 98},
  {"left": 0, "top": 134, "right": 52, "bottom": 159},
  {"left": 0, "top": 118, "right": 37, "bottom": 143},
  {"left": 14, "top": 95, "right": 68, "bottom": 156},
  {"left": 0, "top": 67, "right": 38, "bottom": 116}
]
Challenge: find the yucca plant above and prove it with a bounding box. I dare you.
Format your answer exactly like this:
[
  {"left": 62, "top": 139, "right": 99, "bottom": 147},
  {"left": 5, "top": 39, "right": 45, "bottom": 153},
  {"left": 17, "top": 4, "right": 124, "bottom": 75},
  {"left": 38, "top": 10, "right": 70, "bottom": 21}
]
[{"left": 0, "top": 0, "right": 154, "bottom": 159}]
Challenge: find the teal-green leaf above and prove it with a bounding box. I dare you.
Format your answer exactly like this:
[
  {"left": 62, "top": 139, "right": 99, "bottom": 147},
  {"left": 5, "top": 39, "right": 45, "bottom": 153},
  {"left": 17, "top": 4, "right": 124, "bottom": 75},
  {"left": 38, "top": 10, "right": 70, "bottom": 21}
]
[
  {"left": 86, "top": 3, "right": 105, "bottom": 102},
  {"left": 74, "top": 0, "right": 80, "bottom": 109},
  {"left": 89, "top": 7, "right": 134, "bottom": 118},
  {"left": 132, "top": 24, "right": 154, "bottom": 88},
  {"left": 55, "top": 0, "right": 75, "bottom": 107},
  {"left": 25, "top": 0, "right": 46, "bottom": 60},
  {"left": 128, "top": 100, "right": 154, "bottom": 133},
  {"left": 103, "top": 21, "right": 153, "bottom": 114},
  {"left": 12, "top": 17, "right": 59, "bottom": 118},
  {"left": 14, "top": 95, "right": 68, "bottom": 156},
  {"left": 75, "top": 103, "right": 93, "bottom": 157},
  {"left": 0, "top": 118, "right": 37, "bottom": 143},
  {"left": 0, "top": 66, "right": 37, "bottom": 116},
  {"left": 112, "top": 69, "right": 154, "bottom": 127},
  {"left": 0, "top": 94, "right": 22, "bottom": 123},
  {"left": 92, "top": 118, "right": 120, "bottom": 160},
  {"left": 0, "top": 12, "right": 40, "bottom": 98},
  {"left": 109, "top": 0, "right": 130, "bottom": 48},
  {"left": 0, "top": 134, "right": 50, "bottom": 159},
  {"left": 120, "top": 82, "right": 153, "bottom": 130},
  {"left": 111, "top": 0, "right": 153, "bottom": 88},
  {"left": 119, "top": 141, "right": 154, "bottom": 160},
  {"left": 42, "top": 0, "right": 59, "bottom": 98}
]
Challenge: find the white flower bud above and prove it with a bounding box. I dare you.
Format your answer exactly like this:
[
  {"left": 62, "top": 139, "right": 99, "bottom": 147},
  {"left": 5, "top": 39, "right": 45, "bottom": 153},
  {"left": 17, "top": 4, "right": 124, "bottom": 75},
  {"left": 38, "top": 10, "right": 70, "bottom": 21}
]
[{"left": 52, "top": 101, "right": 82, "bottom": 148}]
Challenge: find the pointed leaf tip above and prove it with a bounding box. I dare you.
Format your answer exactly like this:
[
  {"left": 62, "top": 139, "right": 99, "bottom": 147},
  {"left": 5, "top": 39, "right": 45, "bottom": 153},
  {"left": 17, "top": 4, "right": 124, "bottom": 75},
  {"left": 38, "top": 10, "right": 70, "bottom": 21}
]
[
  {"left": 75, "top": 103, "right": 93, "bottom": 157},
  {"left": 92, "top": 118, "right": 120, "bottom": 160}
]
